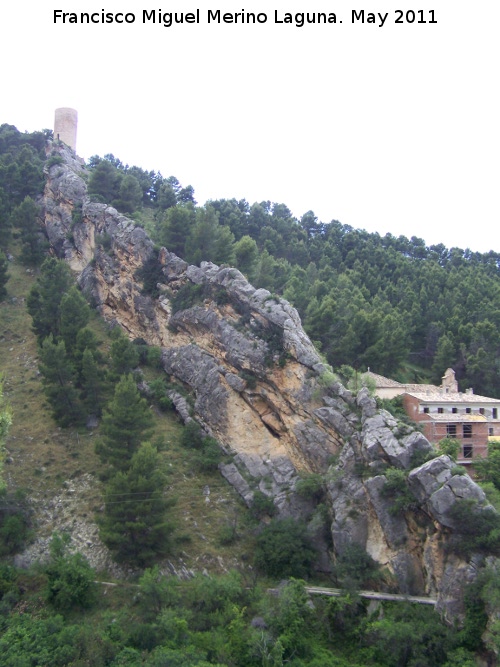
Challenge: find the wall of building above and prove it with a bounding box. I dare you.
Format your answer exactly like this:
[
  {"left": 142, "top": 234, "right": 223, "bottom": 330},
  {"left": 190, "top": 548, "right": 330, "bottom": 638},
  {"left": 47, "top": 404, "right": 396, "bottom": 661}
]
[
  {"left": 402, "top": 394, "right": 489, "bottom": 463},
  {"left": 375, "top": 387, "right": 405, "bottom": 400}
]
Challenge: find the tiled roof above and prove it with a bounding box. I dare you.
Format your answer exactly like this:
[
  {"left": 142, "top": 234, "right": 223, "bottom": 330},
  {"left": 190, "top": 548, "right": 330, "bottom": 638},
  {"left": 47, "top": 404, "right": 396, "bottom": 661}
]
[
  {"left": 367, "top": 370, "right": 500, "bottom": 404},
  {"left": 365, "top": 371, "right": 404, "bottom": 388},
  {"left": 406, "top": 391, "right": 500, "bottom": 404},
  {"left": 425, "top": 414, "right": 487, "bottom": 422},
  {"left": 401, "top": 384, "right": 437, "bottom": 393}
]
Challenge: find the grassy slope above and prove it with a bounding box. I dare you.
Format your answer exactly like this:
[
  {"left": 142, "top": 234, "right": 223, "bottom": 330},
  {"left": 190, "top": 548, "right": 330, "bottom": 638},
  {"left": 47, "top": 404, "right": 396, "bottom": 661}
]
[{"left": 0, "top": 249, "right": 251, "bottom": 575}]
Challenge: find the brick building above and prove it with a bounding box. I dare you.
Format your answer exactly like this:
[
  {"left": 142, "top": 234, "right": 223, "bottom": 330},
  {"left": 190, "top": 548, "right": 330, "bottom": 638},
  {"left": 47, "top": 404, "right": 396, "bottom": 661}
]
[{"left": 367, "top": 369, "right": 500, "bottom": 465}]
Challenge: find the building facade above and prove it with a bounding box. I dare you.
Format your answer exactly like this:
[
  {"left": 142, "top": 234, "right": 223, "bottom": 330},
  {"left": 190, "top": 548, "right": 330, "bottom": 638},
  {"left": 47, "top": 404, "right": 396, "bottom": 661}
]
[{"left": 367, "top": 369, "right": 500, "bottom": 465}]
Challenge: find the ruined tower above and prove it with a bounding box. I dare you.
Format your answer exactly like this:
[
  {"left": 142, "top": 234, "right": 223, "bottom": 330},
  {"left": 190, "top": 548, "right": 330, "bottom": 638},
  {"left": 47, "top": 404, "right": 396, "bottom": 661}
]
[{"left": 54, "top": 108, "right": 78, "bottom": 152}]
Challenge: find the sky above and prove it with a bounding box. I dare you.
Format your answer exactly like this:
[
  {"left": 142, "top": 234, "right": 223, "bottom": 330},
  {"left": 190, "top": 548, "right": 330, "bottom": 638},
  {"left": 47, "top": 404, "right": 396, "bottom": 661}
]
[{"left": 1, "top": 1, "right": 499, "bottom": 253}]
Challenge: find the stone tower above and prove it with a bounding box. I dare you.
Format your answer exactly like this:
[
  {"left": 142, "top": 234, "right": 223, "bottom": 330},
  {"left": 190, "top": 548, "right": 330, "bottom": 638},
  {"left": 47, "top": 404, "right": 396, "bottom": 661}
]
[{"left": 54, "top": 108, "right": 78, "bottom": 152}]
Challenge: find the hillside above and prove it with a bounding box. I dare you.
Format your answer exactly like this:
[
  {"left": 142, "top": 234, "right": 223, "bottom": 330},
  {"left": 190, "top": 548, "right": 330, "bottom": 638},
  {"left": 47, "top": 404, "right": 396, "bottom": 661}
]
[
  {"left": 2, "top": 125, "right": 500, "bottom": 664},
  {"left": 39, "top": 140, "right": 498, "bottom": 611},
  {"left": 1, "top": 252, "right": 264, "bottom": 577}
]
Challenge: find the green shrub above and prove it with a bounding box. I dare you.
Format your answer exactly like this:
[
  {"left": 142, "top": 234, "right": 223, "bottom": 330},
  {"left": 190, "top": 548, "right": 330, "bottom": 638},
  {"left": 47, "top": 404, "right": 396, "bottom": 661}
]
[
  {"left": 448, "top": 499, "right": 500, "bottom": 557},
  {"left": 332, "top": 542, "right": 381, "bottom": 589},
  {"left": 218, "top": 522, "right": 239, "bottom": 546},
  {"left": 365, "top": 601, "right": 455, "bottom": 667},
  {"left": 381, "top": 468, "right": 418, "bottom": 515},
  {"left": 437, "top": 437, "right": 461, "bottom": 461},
  {"left": 295, "top": 473, "right": 325, "bottom": 502},
  {"left": 179, "top": 422, "right": 222, "bottom": 470},
  {"left": 132, "top": 337, "right": 149, "bottom": 364},
  {"left": 71, "top": 202, "right": 83, "bottom": 226},
  {"left": 128, "top": 623, "right": 163, "bottom": 651},
  {"left": 171, "top": 282, "right": 205, "bottom": 314},
  {"left": 0, "top": 564, "right": 19, "bottom": 614},
  {"left": 193, "top": 436, "right": 223, "bottom": 472},
  {"left": 479, "top": 481, "right": 500, "bottom": 511},
  {"left": 410, "top": 447, "right": 435, "bottom": 468},
  {"left": 459, "top": 579, "right": 490, "bottom": 652},
  {"left": 251, "top": 490, "right": 276, "bottom": 519},
  {"left": 183, "top": 571, "right": 246, "bottom": 629},
  {"left": 135, "top": 250, "right": 164, "bottom": 298},
  {"left": 45, "top": 533, "right": 96, "bottom": 611},
  {"left": 138, "top": 566, "right": 180, "bottom": 619},
  {"left": 474, "top": 440, "right": 500, "bottom": 491},
  {"left": 46, "top": 155, "right": 64, "bottom": 168},
  {"left": 254, "top": 518, "right": 316, "bottom": 578},
  {"left": 0, "top": 512, "right": 31, "bottom": 556},
  {"left": 95, "top": 232, "right": 112, "bottom": 250},
  {"left": 146, "top": 346, "right": 163, "bottom": 369},
  {"left": 239, "top": 369, "right": 257, "bottom": 390},
  {"left": 212, "top": 285, "right": 230, "bottom": 306},
  {"left": 318, "top": 369, "right": 338, "bottom": 388},
  {"left": 180, "top": 421, "right": 204, "bottom": 449},
  {"left": 149, "top": 378, "right": 173, "bottom": 412},
  {"left": 377, "top": 395, "right": 421, "bottom": 430},
  {"left": 89, "top": 193, "right": 106, "bottom": 204}
]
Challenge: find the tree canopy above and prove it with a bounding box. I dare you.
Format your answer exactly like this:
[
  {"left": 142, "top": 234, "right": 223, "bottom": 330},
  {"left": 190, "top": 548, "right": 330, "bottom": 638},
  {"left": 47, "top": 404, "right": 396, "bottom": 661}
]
[
  {"left": 84, "top": 147, "right": 500, "bottom": 396},
  {"left": 3, "top": 126, "right": 500, "bottom": 396}
]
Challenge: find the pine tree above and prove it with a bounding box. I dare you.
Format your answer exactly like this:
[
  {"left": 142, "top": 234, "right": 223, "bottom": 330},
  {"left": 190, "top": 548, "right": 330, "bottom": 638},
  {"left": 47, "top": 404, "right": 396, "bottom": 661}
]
[
  {"left": 110, "top": 333, "right": 140, "bottom": 379},
  {"left": 99, "top": 443, "right": 172, "bottom": 566},
  {"left": 10, "top": 196, "right": 47, "bottom": 265},
  {"left": 432, "top": 333, "right": 456, "bottom": 382},
  {"left": 184, "top": 205, "right": 235, "bottom": 265},
  {"left": 234, "top": 235, "right": 260, "bottom": 283},
  {"left": 27, "top": 257, "right": 73, "bottom": 344},
  {"left": 135, "top": 251, "right": 164, "bottom": 297},
  {"left": 96, "top": 374, "right": 153, "bottom": 470},
  {"left": 73, "top": 327, "right": 102, "bottom": 377},
  {"left": 80, "top": 348, "right": 107, "bottom": 417},
  {"left": 113, "top": 173, "right": 143, "bottom": 213},
  {"left": 88, "top": 160, "right": 122, "bottom": 203},
  {"left": 213, "top": 224, "right": 236, "bottom": 266},
  {"left": 38, "top": 335, "right": 83, "bottom": 426},
  {"left": 59, "top": 285, "right": 90, "bottom": 353},
  {"left": 156, "top": 182, "right": 178, "bottom": 212},
  {"left": 157, "top": 204, "right": 195, "bottom": 257}
]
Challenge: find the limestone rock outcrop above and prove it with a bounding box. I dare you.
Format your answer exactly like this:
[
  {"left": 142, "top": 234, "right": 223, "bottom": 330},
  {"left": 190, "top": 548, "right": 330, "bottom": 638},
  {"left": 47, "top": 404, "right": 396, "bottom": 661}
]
[
  {"left": 409, "top": 455, "right": 491, "bottom": 529},
  {"left": 40, "top": 142, "right": 497, "bottom": 623}
]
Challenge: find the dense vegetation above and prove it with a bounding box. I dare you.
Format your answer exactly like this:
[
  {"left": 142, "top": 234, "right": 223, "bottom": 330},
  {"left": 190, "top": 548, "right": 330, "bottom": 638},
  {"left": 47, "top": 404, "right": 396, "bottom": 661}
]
[
  {"left": 2, "top": 124, "right": 500, "bottom": 394},
  {"left": 84, "top": 149, "right": 500, "bottom": 397},
  {"left": 3, "top": 122, "right": 500, "bottom": 663},
  {"left": 0, "top": 555, "right": 497, "bottom": 666}
]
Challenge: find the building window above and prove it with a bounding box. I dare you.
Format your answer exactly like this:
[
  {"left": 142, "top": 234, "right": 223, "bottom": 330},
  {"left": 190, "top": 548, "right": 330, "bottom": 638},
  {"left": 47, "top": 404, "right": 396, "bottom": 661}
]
[
  {"left": 423, "top": 407, "right": 429, "bottom": 414},
  {"left": 447, "top": 424, "right": 457, "bottom": 436},
  {"left": 452, "top": 407, "right": 458, "bottom": 414},
  {"left": 489, "top": 428, "right": 494, "bottom": 436},
  {"left": 463, "top": 445, "right": 473, "bottom": 459},
  {"left": 466, "top": 408, "right": 471, "bottom": 414},
  {"left": 463, "top": 424, "right": 472, "bottom": 439},
  {"left": 480, "top": 408, "right": 485, "bottom": 415},
  {"left": 493, "top": 408, "right": 498, "bottom": 419},
  {"left": 438, "top": 407, "right": 444, "bottom": 414}
]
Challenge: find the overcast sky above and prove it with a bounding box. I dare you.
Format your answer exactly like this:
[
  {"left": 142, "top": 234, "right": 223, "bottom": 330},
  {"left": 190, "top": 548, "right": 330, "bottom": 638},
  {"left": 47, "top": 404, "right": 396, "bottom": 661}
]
[{"left": 2, "top": 1, "right": 499, "bottom": 253}]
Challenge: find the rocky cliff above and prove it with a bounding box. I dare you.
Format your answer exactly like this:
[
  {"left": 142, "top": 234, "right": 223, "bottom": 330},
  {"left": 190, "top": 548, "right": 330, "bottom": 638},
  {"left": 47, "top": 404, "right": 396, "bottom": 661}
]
[{"left": 41, "top": 142, "right": 496, "bottom": 622}]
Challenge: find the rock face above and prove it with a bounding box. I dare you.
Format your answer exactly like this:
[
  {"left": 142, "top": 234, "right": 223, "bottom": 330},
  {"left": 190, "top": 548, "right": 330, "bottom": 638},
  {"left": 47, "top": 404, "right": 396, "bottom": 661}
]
[{"left": 41, "top": 142, "right": 496, "bottom": 623}]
